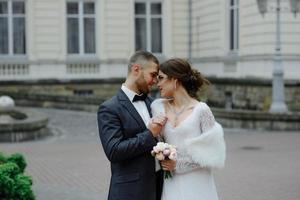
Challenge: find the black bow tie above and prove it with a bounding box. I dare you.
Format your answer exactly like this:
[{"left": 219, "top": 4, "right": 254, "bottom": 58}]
[{"left": 133, "top": 93, "right": 147, "bottom": 102}]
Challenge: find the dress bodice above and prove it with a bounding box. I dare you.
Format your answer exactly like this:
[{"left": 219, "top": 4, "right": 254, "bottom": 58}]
[
  {"left": 151, "top": 98, "right": 215, "bottom": 150},
  {"left": 163, "top": 103, "right": 202, "bottom": 149}
]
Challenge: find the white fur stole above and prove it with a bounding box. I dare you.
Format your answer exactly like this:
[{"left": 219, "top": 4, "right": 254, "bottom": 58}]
[{"left": 184, "top": 122, "right": 226, "bottom": 169}]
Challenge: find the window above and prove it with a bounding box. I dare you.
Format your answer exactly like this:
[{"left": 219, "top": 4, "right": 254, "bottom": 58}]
[
  {"left": 229, "top": 0, "right": 239, "bottom": 51},
  {"left": 0, "top": 0, "right": 26, "bottom": 55},
  {"left": 135, "top": 1, "right": 162, "bottom": 53},
  {"left": 67, "top": 1, "right": 95, "bottom": 55}
]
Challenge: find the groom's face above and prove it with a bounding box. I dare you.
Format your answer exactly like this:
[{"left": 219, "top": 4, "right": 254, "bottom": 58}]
[{"left": 136, "top": 61, "right": 158, "bottom": 94}]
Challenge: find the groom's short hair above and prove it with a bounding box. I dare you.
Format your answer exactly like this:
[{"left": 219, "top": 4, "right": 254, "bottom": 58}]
[{"left": 128, "top": 50, "right": 159, "bottom": 73}]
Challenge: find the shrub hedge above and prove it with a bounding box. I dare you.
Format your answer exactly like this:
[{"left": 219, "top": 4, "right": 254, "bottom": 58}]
[{"left": 0, "top": 152, "right": 35, "bottom": 200}]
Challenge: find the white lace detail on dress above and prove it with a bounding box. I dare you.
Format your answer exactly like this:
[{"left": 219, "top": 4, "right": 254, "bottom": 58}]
[
  {"left": 175, "top": 150, "right": 200, "bottom": 173},
  {"left": 200, "top": 104, "right": 215, "bottom": 133},
  {"left": 174, "top": 104, "right": 216, "bottom": 174}
]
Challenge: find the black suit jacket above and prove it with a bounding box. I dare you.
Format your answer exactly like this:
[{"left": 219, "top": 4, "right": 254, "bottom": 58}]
[{"left": 98, "top": 89, "right": 162, "bottom": 200}]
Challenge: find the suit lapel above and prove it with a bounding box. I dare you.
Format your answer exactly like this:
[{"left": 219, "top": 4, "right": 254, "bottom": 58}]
[
  {"left": 145, "top": 97, "right": 153, "bottom": 118},
  {"left": 117, "top": 89, "right": 147, "bottom": 129}
]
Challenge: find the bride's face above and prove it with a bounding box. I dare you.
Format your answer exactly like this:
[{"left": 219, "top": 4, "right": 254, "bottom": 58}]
[{"left": 157, "top": 71, "right": 174, "bottom": 98}]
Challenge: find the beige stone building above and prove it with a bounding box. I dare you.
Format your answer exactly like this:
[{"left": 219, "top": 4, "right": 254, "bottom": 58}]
[{"left": 0, "top": 0, "right": 299, "bottom": 81}]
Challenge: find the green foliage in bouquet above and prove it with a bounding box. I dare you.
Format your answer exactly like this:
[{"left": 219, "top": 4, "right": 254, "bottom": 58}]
[{"left": 0, "top": 152, "right": 35, "bottom": 200}]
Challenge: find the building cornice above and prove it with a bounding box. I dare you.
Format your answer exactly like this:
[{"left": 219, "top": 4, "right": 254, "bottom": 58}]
[{"left": 192, "top": 54, "right": 300, "bottom": 63}]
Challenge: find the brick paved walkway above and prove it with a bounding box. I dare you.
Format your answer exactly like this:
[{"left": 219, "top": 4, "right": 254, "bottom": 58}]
[
  {"left": 1, "top": 108, "right": 109, "bottom": 200},
  {"left": 1, "top": 108, "right": 300, "bottom": 200}
]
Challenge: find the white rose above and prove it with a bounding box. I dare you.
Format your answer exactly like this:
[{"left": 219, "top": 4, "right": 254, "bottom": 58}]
[
  {"left": 153, "top": 146, "right": 160, "bottom": 153},
  {"left": 155, "top": 152, "right": 165, "bottom": 161},
  {"left": 151, "top": 150, "right": 156, "bottom": 156},
  {"left": 169, "top": 151, "right": 177, "bottom": 160},
  {"left": 163, "top": 143, "right": 170, "bottom": 149},
  {"left": 156, "top": 142, "right": 165, "bottom": 151}
]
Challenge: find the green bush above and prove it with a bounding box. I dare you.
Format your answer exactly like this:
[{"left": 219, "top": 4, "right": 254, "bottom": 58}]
[
  {"left": 0, "top": 152, "right": 35, "bottom": 200},
  {"left": 7, "top": 153, "right": 27, "bottom": 173},
  {"left": 0, "top": 153, "right": 6, "bottom": 164}
]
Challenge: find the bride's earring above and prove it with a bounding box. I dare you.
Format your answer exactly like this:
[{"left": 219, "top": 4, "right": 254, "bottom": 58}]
[{"left": 174, "top": 80, "right": 177, "bottom": 90}]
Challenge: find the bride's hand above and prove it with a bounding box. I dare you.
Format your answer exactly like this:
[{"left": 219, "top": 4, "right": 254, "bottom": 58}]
[
  {"left": 151, "top": 113, "right": 167, "bottom": 126},
  {"left": 161, "top": 159, "right": 176, "bottom": 171},
  {"left": 148, "top": 114, "right": 167, "bottom": 137}
]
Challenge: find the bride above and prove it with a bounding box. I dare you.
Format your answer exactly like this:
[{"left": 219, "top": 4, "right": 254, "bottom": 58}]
[{"left": 151, "top": 58, "right": 226, "bottom": 200}]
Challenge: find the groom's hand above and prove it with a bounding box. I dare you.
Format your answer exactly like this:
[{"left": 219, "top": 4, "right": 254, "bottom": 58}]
[{"left": 148, "top": 115, "right": 167, "bottom": 137}]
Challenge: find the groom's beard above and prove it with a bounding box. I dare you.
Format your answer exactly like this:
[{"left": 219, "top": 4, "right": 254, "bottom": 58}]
[{"left": 137, "top": 76, "right": 150, "bottom": 95}]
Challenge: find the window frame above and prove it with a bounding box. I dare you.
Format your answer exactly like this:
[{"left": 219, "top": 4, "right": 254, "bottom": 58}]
[
  {"left": 0, "top": 0, "right": 26, "bottom": 56},
  {"left": 134, "top": 0, "right": 163, "bottom": 54},
  {"left": 66, "top": 0, "right": 96, "bottom": 56}
]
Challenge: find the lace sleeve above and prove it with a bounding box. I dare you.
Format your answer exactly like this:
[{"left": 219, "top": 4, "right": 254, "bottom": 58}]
[
  {"left": 174, "top": 150, "right": 201, "bottom": 174},
  {"left": 200, "top": 103, "right": 215, "bottom": 133},
  {"left": 174, "top": 103, "right": 216, "bottom": 174}
]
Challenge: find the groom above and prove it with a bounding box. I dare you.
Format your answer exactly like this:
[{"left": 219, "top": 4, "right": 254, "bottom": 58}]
[{"left": 97, "top": 51, "right": 166, "bottom": 200}]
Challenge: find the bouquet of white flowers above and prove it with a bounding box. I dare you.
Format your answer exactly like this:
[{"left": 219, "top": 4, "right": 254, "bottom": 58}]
[{"left": 151, "top": 142, "right": 177, "bottom": 179}]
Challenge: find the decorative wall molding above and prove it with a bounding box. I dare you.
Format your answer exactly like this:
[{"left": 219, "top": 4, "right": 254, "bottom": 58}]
[
  {"left": 192, "top": 54, "right": 300, "bottom": 63},
  {"left": 66, "top": 63, "right": 100, "bottom": 75}
]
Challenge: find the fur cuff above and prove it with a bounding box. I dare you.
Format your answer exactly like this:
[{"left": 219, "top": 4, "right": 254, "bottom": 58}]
[{"left": 184, "top": 122, "right": 226, "bottom": 169}]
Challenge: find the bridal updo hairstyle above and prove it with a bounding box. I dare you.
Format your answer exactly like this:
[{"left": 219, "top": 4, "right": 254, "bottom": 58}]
[{"left": 159, "top": 58, "right": 210, "bottom": 98}]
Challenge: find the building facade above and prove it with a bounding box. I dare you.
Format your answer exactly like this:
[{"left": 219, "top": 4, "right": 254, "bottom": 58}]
[
  {"left": 191, "top": 0, "right": 300, "bottom": 80},
  {"left": 0, "top": 0, "right": 299, "bottom": 81}
]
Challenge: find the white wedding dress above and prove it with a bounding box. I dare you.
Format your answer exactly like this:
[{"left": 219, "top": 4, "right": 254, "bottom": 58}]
[{"left": 151, "top": 99, "right": 225, "bottom": 200}]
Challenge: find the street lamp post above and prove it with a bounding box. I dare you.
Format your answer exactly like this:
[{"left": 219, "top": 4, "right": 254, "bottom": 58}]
[
  {"left": 257, "top": 0, "right": 300, "bottom": 113},
  {"left": 270, "top": 0, "right": 287, "bottom": 113}
]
